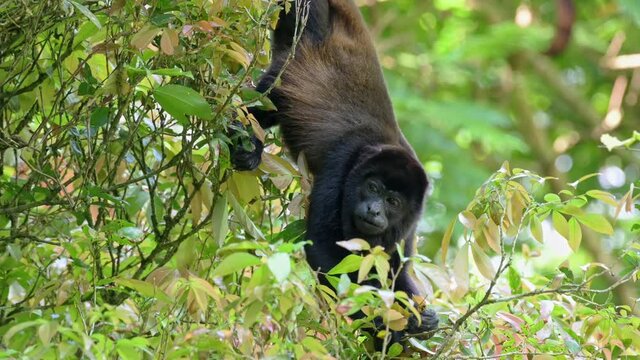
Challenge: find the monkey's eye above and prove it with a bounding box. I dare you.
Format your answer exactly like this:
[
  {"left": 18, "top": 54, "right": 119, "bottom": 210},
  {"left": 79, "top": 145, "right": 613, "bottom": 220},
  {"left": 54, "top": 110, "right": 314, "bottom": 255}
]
[
  {"left": 368, "top": 182, "right": 379, "bottom": 193},
  {"left": 386, "top": 197, "right": 400, "bottom": 207}
]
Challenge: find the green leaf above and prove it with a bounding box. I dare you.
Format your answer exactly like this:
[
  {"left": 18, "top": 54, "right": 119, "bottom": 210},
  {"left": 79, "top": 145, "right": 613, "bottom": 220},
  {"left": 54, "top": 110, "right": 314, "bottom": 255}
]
[
  {"left": 567, "top": 218, "right": 582, "bottom": 251},
  {"left": 243, "top": 301, "right": 263, "bottom": 328},
  {"left": 239, "top": 88, "right": 277, "bottom": 110},
  {"left": 267, "top": 253, "right": 291, "bottom": 283},
  {"left": 507, "top": 266, "right": 521, "bottom": 294},
  {"left": 544, "top": 193, "right": 562, "bottom": 203},
  {"left": 228, "top": 192, "right": 265, "bottom": 240},
  {"left": 189, "top": 276, "right": 221, "bottom": 303},
  {"left": 575, "top": 214, "right": 614, "bottom": 235},
  {"left": 301, "top": 336, "right": 328, "bottom": 355},
  {"left": 568, "top": 173, "right": 600, "bottom": 188},
  {"left": 211, "top": 193, "right": 229, "bottom": 246},
  {"left": 126, "top": 66, "right": 194, "bottom": 79},
  {"left": 67, "top": 0, "right": 102, "bottom": 29},
  {"left": 212, "top": 252, "right": 261, "bottom": 277},
  {"left": 328, "top": 254, "right": 362, "bottom": 275},
  {"left": 387, "top": 343, "right": 404, "bottom": 358},
  {"left": 408, "top": 337, "right": 432, "bottom": 353},
  {"left": 90, "top": 107, "right": 110, "bottom": 128},
  {"left": 116, "top": 338, "right": 147, "bottom": 360},
  {"left": 4, "top": 320, "right": 44, "bottom": 344},
  {"left": 153, "top": 84, "right": 213, "bottom": 124},
  {"left": 272, "top": 219, "right": 306, "bottom": 242},
  {"left": 86, "top": 185, "right": 123, "bottom": 204},
  {"left": 118, "top": 226, "right": 143, "bottom": 240},
  {"left": 115, "top": 278, "right": 172, "bottom": 302}
]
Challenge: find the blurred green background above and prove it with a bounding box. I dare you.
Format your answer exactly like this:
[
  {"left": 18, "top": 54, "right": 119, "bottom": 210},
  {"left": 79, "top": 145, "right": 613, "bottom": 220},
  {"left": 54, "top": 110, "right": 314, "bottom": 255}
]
[{"left": 358, "top": 0, "right": 639, "bottom": 257}]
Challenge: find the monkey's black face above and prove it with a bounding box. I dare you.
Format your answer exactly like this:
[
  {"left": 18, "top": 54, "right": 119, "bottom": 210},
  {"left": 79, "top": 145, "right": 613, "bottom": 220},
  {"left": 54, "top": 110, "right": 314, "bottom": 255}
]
[{"left": 353, "top": 177, "right": 406, "bottom": 235}]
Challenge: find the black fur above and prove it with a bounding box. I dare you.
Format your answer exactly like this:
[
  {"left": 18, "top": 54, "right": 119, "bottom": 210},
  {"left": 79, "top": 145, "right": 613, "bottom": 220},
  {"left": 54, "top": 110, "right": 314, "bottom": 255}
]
[{"left": 232, "top": 0, "right": 438, "bottom": 343}]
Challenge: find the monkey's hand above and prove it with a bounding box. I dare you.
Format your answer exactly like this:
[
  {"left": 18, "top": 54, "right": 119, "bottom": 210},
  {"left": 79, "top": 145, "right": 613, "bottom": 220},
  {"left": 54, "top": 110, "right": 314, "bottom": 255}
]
[
  {"left": 228, "top": 120, "right": 264, "bottom": 171},
  {"left": 405, "top": 308, "right": 439, "bottom": 338},
  {"left": 231, "top": 135, "right": 263, "bottom": 171}
]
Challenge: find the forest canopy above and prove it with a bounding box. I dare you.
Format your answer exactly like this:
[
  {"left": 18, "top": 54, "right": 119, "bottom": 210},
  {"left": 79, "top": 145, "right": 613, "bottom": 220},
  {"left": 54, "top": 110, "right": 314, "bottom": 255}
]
[{"left": 0, "top": 0, "right": 638, "bottom": 358}]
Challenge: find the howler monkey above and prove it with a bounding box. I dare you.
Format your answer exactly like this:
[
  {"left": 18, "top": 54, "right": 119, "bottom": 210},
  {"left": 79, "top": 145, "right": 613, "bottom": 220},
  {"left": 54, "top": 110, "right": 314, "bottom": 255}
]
[{"left": 232, "top": 0, "right": 438, "bottom": 339}]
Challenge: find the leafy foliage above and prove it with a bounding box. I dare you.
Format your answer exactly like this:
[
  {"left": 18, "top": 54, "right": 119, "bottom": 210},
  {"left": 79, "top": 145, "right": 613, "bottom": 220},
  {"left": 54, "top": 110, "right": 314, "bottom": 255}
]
[{"left": 0, "top": 0, "right": 639, "bottom": 359}]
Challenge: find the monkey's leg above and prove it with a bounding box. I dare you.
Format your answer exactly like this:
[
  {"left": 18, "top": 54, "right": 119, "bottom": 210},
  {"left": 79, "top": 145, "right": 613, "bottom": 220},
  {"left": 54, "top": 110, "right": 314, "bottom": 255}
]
[{"left": 231, "top": 0, "right": 331, "bottom": 171}]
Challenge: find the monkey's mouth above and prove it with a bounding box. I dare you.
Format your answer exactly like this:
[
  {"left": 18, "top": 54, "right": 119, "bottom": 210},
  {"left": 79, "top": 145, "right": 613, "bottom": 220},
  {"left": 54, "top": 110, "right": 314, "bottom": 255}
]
[{"left": 354, "top": 216, "right": 385, "bottom": 235}]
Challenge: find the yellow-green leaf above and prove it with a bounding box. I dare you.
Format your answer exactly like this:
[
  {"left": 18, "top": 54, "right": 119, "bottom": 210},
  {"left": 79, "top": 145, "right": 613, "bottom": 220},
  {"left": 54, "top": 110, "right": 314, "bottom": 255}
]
[
  {"left": 212, "top": 252, "right": 260, "bottom": 277},
  {"left": 224, "top": 47, "right": 250, "bottom": 68},
  {"left": 38, "top": 322, "right": 58, "bottom": 345},
  {"left": 458, "top": 210, "right": 477, "bottom": 230},
  {"left": 413, "top": 263, "right": 450, "bottom": 296},
  {"left": 552, "top": 211, "right": 570, "bottom": 241},
  {"left": 440, "top": 218, "right": 455, "bottom": 264},
  {"left": 586, "top": 190, "right": 618, "bottom": 207},
  {"left": 567, "top": 218, "right": 582, "bottom": 251},
  {"left": 482, "top": 219, "right": 501, "bottom": 252},
  {"left": 471, "top": 242, "right": 495, "bottom": 280},
  {"left": 575, "top": 214, "right": 614, "bottom": 235},
  {"left": 452, "top": 243, "right": 469, "bottom": 299},
  {"left": 328, "top": 254, "right": 362, "bottom": 275},
  {"left": 383, "top": 308, "right": 408, "bottom": 331},
  {"left": 115, "top": 278, "right": 172, "bottom": 302},
  {"left": 3, "top": 320, "right": 44, "bottom": 344},
  {"left": 160, "top": 28, "right": 178, "bottom": 55},
  {"left": 301, "top": 336, "right": 328, "bottom": 355},
  {"left": 374, "top": 255, "right": 390, "bottom": 287},
  {"left": 131, "top": 24, "right": 161, "bottom": 50},
  {"left": 358, "top": 254, "right": 375, "bottom": 283},
  {"left": 530, "top": 215, "right": 543, "bottom": 243},
  {"left": 267, "top": 253, "right": 291, "bottom": 283},
  {"left": 189, "top": 275, "right": 221, "bottom": 302}
]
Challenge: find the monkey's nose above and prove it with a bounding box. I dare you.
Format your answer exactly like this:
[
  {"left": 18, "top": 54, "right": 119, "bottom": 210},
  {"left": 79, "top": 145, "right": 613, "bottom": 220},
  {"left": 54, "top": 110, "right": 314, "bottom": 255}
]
[{"left": 367, "top": 204, "right": 381, "bottom": 216}]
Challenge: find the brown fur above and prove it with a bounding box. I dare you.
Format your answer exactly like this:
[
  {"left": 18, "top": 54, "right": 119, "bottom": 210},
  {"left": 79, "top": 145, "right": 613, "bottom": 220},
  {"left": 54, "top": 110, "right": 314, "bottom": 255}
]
[{"left": 275, "top": 0, "right": 408, "bottom": 173}]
